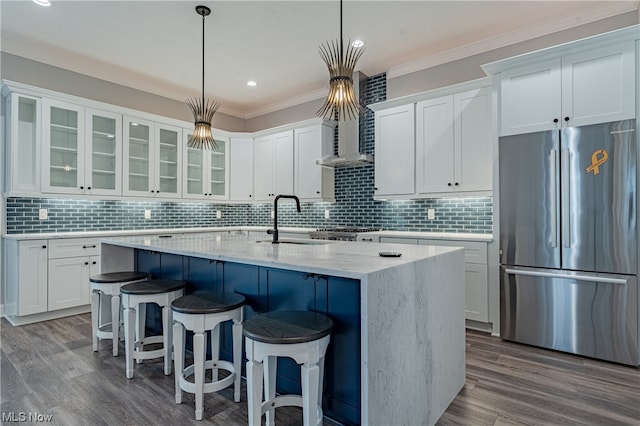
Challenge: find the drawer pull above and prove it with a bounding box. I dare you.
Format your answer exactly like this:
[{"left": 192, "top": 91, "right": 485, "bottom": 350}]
[{"left": 82, "top": 245, "right": 97, "bottom": 249}]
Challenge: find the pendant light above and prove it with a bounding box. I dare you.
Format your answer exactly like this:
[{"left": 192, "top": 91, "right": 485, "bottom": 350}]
[
  {"left": 317, "top": 0, "right": 364, "bottom": 121},
  {"left": 186, "top": 5, "right": 221, "bottom": 150}
]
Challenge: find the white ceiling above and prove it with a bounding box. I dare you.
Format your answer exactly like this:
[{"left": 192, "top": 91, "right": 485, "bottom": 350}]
[{"left": 1, "top": 1, "right": 638, "bottom": 118}]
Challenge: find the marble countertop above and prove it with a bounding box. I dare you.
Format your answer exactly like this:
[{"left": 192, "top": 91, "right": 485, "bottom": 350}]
[
  {"left": 3, "top": 226, "right": 492, "bottom": 242},
  {"left": 101, "top": 233, "right": 460, "bottom": 280}
]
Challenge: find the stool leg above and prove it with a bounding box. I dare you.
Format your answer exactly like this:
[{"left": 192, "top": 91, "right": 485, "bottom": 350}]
[
  {"left": 124, "top": 303, "right": 136, "bottom": 379},
  {"left": 136, "top": 303, "right": 146, "bottom": 364},
  {"left": 91, "top": 289, "right": 100, "bottom": 352},
  {"left": 210, "top": 324, "right": 220, "bottom": 381},
  {"left": 173, "top": 321, "right": 184, "bottom": 404},
  {"left": 162, "top": 305, "right": 173, "bottom": 375},
  {"left": 246, "top": 356, "right": 264, "bottom": 426},
  {"left": 302, "top": 361, "right": 320, "bottom": 426},
  {"left": 111, "top": 294, "right": 121, "bottom": 357},
  {"left": 194, "top": 329, "right": 206, "bottom": 420},
  {"left": 232, "top": 319, "right": 242, "bottom": 403},
  {"left": 264, "top": 356, "right": 277, "bottom": 426}
]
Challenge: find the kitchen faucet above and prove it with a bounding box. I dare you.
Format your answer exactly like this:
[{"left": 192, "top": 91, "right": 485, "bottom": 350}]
[{"left": 267, "top": 195, "right": 301, "bottom": 244}]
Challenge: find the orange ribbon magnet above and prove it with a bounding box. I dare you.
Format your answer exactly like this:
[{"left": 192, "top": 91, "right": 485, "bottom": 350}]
[{"left": 585, "top": 149, "right": 608, "bottom": 175}]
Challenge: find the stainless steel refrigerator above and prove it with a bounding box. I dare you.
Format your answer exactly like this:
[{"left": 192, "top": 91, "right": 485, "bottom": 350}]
[{"left": 499, "top": 119, "right": 638, "bottom": 366}]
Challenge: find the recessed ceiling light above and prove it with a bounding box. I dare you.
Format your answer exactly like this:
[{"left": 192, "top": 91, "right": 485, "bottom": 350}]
[
  {"left": 246, "top": 81, "right": 257, "bottom": 87},
  {"left": 33, "top": 0, "right": 51, "bottom": 6},
  {"left": 351, "top": 40, "right": 364, "bottom": 48}
]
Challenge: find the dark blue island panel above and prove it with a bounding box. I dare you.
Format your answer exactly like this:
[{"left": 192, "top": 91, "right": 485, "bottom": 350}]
[{"left": 134, "top": 249, "right": 361, "bottom": 426}]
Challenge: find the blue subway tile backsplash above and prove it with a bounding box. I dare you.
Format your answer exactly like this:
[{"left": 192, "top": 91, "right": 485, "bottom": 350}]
[{"left": 5, "top": 72, "right": 492, "bottom": 235}]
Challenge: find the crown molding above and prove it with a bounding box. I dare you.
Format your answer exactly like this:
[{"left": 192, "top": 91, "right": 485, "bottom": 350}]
[
  {"left": 387, "top": 1, "right": 639, "bottom": 79},
  {"left": 243, "top": 87, "right": 328, "bottom": 119}
]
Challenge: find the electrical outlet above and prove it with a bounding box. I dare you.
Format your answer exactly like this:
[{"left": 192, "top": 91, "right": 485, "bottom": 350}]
[
  {"left": 270, "top": 210, "right": 275, "bottom": 219},
  {"left": 427, "top": 208, "right": 435, "bottom": 220},
  {"left": 38, "top": 208, "right": 48, "bottom": 220},
  {"left": 144, "top": 209, "right": 151, "bottom": 219},
  {"left": 324, "top": 209, "right": 330, "bottom": 219},
  {"left": 216, "top": 210, "right": 222, "bottom": 219}
]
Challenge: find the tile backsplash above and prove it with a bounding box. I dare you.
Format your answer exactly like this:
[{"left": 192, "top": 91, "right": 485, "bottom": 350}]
[{"left": 4, "top": 72, "right": 492, "bottom": 235}]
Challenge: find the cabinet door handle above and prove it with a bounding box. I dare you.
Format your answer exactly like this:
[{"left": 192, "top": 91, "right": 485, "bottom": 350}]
[
  {"left": 42, "top": 245, "right": 47, "bottom": 249},
  {"left": 316, "top": 191, "right": 320, "bottom": 194},
  {"left": 84, "top": 261, "right": 89, "bottom": 265},
  {"left": 92, "top": 261, "right": 97, "bottom": 265},
  {"left": 553, "top": 118, "right": 559, "bottom": 123},
  {"left": 454, "top": 182, "right": 459, "bottom": 186},
  {"left": 249, "top": 194, "right": 252, "bottom": 198},
  {"left": 80, "top": 186, "right": 84, "bottom": 190},
  {"left": 87, "top": 186, "right": 92, "bottom": 190},
  {"left": 564, "top": 117, "right": 570, "bottom": 122},
  {"left": 448, "top": 182, "right": 452, "bottom": 186},
  {"left": 150, "top": 190, "right": 155, "bottom": 193}
]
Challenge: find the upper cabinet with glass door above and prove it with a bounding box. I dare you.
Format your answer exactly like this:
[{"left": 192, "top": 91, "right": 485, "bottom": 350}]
[
  {"left": 122, "top": 116, "right": 182, "bottom": 198},
  {"left": 182, "top": 130, "right": 229, "bottom": 200},
  {"left": 84, "top": 108, "right": 122, "bottom": 196},
  {"left": 42, "top": 99, "right": 85, "bottom": 194}
]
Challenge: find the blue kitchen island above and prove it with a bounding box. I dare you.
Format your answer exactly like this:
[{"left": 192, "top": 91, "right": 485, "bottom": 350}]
[{"left": 100, "top": 233, "right": 465, "bottom": 426}]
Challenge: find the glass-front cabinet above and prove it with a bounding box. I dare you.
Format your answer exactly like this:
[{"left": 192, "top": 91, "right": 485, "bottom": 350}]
[
  {"left": 42, "top": 99, "right": 85, "bottom": 194},
  {"left": 182, "top": 130, "right": 229, "bottom": 200},
  {"left": 85, "top": 108, "right": 122, "bottom": 196},
  {"left": 123, "top": 116, "right": 182, "bottom": 198},
  {"left": 5, "top": 93, "right": 41, "bottom": 194}
]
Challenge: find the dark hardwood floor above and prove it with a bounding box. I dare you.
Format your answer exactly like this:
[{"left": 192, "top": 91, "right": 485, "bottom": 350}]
[{"left": 1, "top": 314, "right": 638, "bottom": 425}]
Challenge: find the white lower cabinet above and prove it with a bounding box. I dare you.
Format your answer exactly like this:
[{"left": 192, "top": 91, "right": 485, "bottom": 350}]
[
  {"left": 4, "top": 239, "right": 49, "bottom": 316},
  {"left": 4, "top": 237, "right": 100, "bottom": 323},
  {"left": 379, "top": 236, "right": 489, "bottom": 322},
  {"left": 48, "top": 255, "right": 98, "bottom": 311}
]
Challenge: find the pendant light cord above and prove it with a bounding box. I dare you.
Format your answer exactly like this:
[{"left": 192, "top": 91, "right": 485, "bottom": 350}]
[
  {"left": 201, "top": 12, "right": 206, "bottom": 106},
  {"left": 339, "top": 0, "right": 343, "bottom": 62}
]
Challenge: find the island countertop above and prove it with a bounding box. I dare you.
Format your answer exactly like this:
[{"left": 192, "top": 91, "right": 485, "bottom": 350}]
[{"left": 101, "top": 233, "right": 460, "bottom": 280}]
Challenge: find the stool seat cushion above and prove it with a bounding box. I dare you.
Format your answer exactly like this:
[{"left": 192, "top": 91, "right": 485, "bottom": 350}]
[
  {"left": 121, "top": 279, "right": 186, "bottom": 295},
  {"left": 172, "top": 292, "right": 245, "bottom": 314},
  {"left": 243, "top": 311, "right": 333, "bottom": 345},
  {"left": 90, "top": 271, "right": 149, "bottom": 283}
]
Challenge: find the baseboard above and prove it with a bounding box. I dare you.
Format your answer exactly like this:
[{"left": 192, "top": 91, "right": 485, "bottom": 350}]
[
  {"left": 465, "top": 319, "right": 493, "bottom": 333},
  {"left": 4, "top": 305, "right": 90, "bottom": 326}
]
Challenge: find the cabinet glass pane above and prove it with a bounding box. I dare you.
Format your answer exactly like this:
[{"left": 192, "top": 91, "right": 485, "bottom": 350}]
[
  {"left": 128, "top": 122, "right": 149, "bottom": 192},
  {"left": 49, "top": 106, "right": 78, "bottom": 188},
  {"left": 158, "top": 128, "right": 179, "bottom": 193},
  {"left": 210, "top": 139, "right": 226, "bottom": 195},
  {"left": 17, "top": 97, "right": 38, "bottom": 186},
  {"left": 91, "top": 115, "right": 117, "bottom": 190},
  {"left": 187, "top": 146, "right": 203, "bottom": 195}
]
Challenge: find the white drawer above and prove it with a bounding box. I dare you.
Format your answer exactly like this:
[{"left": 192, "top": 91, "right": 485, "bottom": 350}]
[
  {"left": 48, "top": 237, "right": 101, "bottom": 259},
  {"left": 418, "top": 239, "right": 487, "bottom": 264}
]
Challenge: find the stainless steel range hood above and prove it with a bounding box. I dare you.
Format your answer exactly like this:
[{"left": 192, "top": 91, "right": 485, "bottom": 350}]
[{"left": 316, "top": 72, "right": 374, "bottom": 168}]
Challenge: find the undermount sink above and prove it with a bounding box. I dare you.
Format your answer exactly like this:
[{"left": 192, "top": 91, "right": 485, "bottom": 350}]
[{"left": 255, "top": 239, "right": 331, "bottom": 245}]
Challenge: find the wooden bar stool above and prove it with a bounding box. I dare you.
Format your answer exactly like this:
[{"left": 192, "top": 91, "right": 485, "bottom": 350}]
[
  {"left": 90, "top": 271, "right": 149, "bottom": 356},
  {"left": 120, "top": 279, "right": 186, "bottom": 379},
  {"left": 172, "top": 292, "right": 245, "bottom": 420},
  {"left": 244, "top": 311, "right": 333, "bottom": 426}
]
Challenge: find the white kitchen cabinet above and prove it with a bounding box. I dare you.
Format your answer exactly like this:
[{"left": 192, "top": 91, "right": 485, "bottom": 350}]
[
  {"left": 84, "top": 108, "right": 122, "bottom": 196},
  {"left": 123, "top": 116, "right": 182, "bottom": 198},
  {"left": 47, "top": 238, "right": 100, "bottom": 312},
  {"left": 229, "top": 136, "right": 254, "bottom": 201},
  {"left": 42, "top": 98, "right": 86, "bottom": 194},
  {"left": 294, "top": 123, "right": 335, "bottom": 201},
  {"left": 374, "top": 104, "right": 415, "bottom": 197},
  {"left": 254, "top": 130, "right": 294, "bottom": 201},
  {"left": 378, "top": 236, "right": 489, "bottom": 323},
  {"left": 416, "top": 87, "right": 491, "bottom": 194},
  {"left": 4, "top": 239, "right": 49, "bottom": 316},
  {"left": 4, "top": 92, "right": 41, "bottom": 195},
  {"left": 500, "top": 41, "right": 635, "bottom": 136},
  {"left": 183, "top": 130, "right": 230, "bottom": 200}
]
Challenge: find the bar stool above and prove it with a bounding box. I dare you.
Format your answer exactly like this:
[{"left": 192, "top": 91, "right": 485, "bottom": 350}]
[
  {"left": 172, "top": 292, "right": 245, "bottom": 420},
  {"left": 120, "top": 279, "right": 186, "bottom": 379},
  {"left": 90, "top": 271, "right": 149, "bottom": 356},
  {"left": 244, "top": 311, "right": 333, "bottom": 426}
]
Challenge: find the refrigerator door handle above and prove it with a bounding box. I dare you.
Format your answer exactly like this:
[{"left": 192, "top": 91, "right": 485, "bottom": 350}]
[
  {"left": 549, "top": 149, "right": 557, "bottom": 247},
  {"left": 503, "top": 268, "right": 628, "bottom": 285},
  {"left": 561, "top": 148, "right": 571, "bottom": 248}
]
